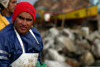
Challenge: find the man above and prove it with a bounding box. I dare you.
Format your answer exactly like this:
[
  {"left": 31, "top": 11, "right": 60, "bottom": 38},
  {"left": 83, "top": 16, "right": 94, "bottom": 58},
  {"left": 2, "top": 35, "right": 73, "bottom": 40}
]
[
  {"left": 0, "top": 2, "right": 44, "bottom": 67},
  {"left": 0, "top": 0, "right": 17, "bottom": 31}
]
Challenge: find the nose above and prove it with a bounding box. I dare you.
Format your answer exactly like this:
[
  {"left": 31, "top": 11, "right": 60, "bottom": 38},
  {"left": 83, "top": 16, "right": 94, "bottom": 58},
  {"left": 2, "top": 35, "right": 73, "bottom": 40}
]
[
  {"left": 14, "top": 3, "right": 17, "bottom": 7},
  {"left": 22, "top": 19, "right": 27, "bottom": 26},
  {"left": 15, "top": 3, "right": 17, "bottom": 6}
]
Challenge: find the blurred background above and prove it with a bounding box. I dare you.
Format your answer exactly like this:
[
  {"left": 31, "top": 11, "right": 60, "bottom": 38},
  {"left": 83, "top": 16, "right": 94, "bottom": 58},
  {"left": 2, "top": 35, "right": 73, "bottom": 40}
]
[{"left": 18, "top": 0, "right": 100, "bottom": 67}]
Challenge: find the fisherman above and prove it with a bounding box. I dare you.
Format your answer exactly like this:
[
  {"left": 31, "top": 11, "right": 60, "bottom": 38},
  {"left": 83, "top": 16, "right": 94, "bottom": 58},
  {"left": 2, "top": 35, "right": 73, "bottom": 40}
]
[{"left": 0, "top": 2, "right": 43, "bottom": 67}]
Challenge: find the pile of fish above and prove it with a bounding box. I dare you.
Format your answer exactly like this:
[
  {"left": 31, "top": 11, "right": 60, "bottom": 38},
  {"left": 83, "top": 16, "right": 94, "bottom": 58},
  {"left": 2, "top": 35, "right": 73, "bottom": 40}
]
[{"left": 40, "top": 27, "right": 100, "bottom": 67}]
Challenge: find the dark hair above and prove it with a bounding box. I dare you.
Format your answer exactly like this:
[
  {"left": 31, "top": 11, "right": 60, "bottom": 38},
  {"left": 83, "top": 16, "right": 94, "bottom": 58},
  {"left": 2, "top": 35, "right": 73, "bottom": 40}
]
[{"left": 0, "top": 4, "right": 4, "bottom": 11}]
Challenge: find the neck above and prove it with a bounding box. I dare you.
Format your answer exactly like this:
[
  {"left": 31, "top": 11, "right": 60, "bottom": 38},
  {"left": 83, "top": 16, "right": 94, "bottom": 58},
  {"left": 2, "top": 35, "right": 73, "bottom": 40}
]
[{"left": 2, "top": 8, "right": 12, "bottom": 17}]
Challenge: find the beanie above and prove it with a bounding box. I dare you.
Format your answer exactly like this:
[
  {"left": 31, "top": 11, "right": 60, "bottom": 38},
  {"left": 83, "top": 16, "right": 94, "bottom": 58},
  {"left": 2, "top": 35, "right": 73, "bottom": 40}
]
[{"left": 12, "top": 2, "right": 35, "bottom": 24}]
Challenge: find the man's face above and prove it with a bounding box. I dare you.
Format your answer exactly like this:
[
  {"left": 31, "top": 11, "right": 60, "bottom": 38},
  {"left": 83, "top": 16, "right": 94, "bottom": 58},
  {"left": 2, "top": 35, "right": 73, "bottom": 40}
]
[
  {"left": 7, "top": 0, "right": 17, "bottom": 13},
  {"left": 14, "top": 12, "right": 33, "bottom": 35}
]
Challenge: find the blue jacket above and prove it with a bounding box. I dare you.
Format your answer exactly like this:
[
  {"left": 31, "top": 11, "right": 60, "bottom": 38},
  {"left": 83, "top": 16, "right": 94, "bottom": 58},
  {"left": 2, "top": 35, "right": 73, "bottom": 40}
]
[{"left": 0, "top": 24, "right": 43, "bottom": 67}]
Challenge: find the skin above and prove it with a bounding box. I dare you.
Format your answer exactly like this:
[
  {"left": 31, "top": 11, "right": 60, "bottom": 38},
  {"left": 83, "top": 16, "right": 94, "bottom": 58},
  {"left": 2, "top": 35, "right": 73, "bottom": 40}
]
[
  {"left": 7, "top": 0, "right": 17, "bottom": 13},
  {"left": 14, "top": 12, "right": 34, "bottom": 35},
  {"left": 2, "top": 0, "right": 17, "bottom": 16}
]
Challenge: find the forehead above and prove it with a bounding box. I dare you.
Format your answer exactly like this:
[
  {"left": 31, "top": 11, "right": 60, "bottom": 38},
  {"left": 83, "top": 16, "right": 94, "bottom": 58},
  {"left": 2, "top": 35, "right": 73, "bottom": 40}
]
[{"left": 18, "top": 12, "right": 33, "bottom": 18}]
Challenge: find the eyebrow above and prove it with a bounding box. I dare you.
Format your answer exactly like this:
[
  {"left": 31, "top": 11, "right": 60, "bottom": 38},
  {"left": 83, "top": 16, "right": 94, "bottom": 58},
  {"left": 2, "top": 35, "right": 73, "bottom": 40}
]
[{"left": 17, "top": 15, "right": 33, "bottom": 21}]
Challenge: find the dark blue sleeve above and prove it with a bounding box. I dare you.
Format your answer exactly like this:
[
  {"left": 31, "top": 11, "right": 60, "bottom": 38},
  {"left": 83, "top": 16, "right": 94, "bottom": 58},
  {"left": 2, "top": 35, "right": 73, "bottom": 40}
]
[
  {"left": 0, "top": 35, "right": 12, "bottom": 67},
  {"left": 0, "top": 64, "right": 12, "bottom": 67}
]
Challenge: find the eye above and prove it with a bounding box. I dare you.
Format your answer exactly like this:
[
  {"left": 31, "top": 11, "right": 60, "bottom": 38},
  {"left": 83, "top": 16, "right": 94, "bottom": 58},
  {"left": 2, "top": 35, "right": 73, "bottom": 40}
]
[
  {"left": 11, "top": 1, "right": 17, "bottom": 4},
  {"left": 18, "top": 15, "right": 24, "bottom": 20},
  {"left": 26, "top": 19, "right": 33, "bottom": 21}
]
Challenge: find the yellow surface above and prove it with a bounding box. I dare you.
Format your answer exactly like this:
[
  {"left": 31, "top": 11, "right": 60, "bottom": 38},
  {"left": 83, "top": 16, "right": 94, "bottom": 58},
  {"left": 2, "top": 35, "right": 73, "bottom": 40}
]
[
  {"left": 87, "top": 5, "right": 98, "bottom": 17},
  {"left": 58, "top": 8, "right": 86, "bottom": 19},
  {"left": 0, "top": 13, "right": 9, "bottom": 31},
  {"left": 53, "top": 5, "right": 98, "bottom": 20}
]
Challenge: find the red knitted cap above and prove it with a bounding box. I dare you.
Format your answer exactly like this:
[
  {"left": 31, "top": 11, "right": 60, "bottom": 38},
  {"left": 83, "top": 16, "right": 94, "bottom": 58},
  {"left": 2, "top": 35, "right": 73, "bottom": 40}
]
[{"left": 12, "top": 2, "right": 35, "bottom": 24}]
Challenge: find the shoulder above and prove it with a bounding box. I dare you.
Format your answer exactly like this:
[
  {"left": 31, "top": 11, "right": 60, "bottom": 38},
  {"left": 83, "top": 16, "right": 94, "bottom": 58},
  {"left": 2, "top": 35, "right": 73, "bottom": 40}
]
[
  {"left": 0, "top": 24, "right": 15, "bottom": 39},
  {"left": 31, "top": 27, "right": 41, "bottom": 37},
  {"left": 0, "top": 24, "right": 16, "bottom": 49},
  {"left": 31, "top": 27, "right": 39, "bottom": 32}
]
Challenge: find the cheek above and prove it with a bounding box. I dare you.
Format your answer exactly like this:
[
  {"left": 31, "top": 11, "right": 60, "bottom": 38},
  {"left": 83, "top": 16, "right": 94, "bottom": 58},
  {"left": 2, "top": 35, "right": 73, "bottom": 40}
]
[
  {"left": 8, "top": 3, "right": 12, "bottom": 8},
  {"left": 27, "top": 22, "right": 33, "bottom": 29},
  {"left": 27, "top": 20, "right": 33, "bottom": 25},
  {"left": 16, "top": 18, "right": 23, "bottom": 23},
  {"left": 14, "top": 19, "right": 21, "bottom": 25},
  {"left": 29, "top": 22, "right": 33, "bottom": 25},
  {"left": 9, "top": 4, "right": 14, "bottom": 10},
  {"left": 28, "top": 22, "right": 33, "bottom": 26}
]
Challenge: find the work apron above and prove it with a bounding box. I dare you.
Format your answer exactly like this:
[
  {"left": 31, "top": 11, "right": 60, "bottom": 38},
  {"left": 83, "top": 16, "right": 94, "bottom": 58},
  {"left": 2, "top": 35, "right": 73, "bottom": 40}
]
[{"left": 10, "top": 28, "right": 39, "bottom": 67}]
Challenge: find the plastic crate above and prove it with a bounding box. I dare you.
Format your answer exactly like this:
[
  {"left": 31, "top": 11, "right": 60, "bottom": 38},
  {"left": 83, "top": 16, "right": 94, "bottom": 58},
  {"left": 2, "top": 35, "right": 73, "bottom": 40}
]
[{"left": 36, "top": 61, "right": 46, "bottom": 67}]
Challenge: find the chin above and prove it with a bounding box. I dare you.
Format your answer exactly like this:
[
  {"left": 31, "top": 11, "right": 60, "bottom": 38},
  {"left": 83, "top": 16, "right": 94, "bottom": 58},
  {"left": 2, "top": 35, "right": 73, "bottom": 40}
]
[
  {"left": 19, "top": 31, "right": 28, "bottom": 35},
  {"left": 18, "top": 29, "right": 28, "bottom": 35},
  {"left": 19, "top": 32, "right": 26, "bottom": 35}
]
